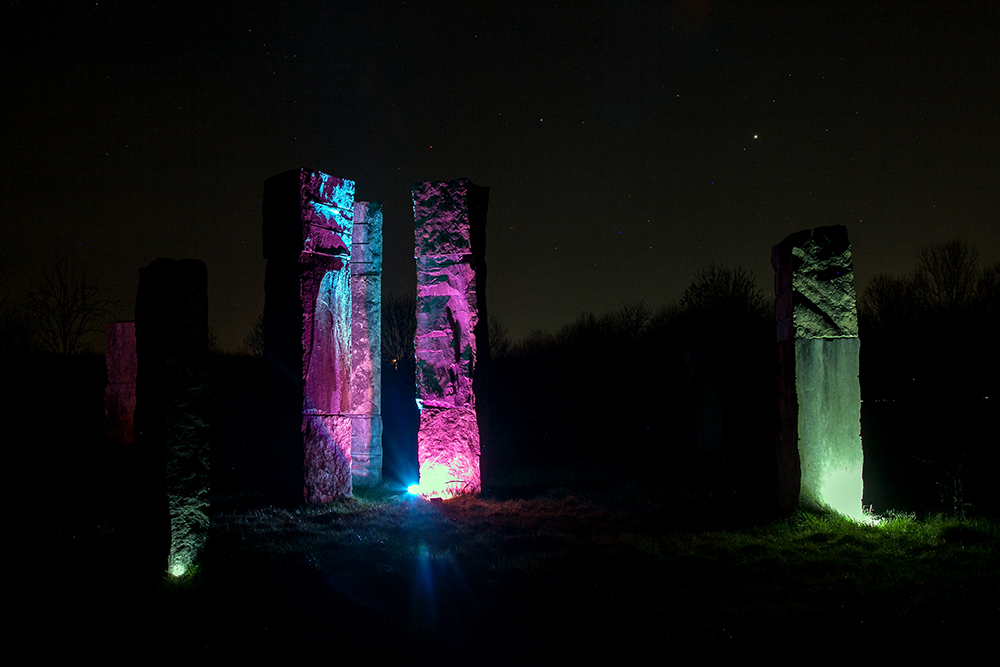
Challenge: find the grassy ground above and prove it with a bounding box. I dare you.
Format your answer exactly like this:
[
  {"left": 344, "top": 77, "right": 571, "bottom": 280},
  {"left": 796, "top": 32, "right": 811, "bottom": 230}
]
[{"left": 11, "top": 475, "right": 1000, "bottom": 659}]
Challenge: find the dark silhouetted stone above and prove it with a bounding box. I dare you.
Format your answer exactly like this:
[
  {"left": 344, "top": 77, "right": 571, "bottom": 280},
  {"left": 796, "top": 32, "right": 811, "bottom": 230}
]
[{"left": 135, "top": 258, "right": 210, "bottom": 576}]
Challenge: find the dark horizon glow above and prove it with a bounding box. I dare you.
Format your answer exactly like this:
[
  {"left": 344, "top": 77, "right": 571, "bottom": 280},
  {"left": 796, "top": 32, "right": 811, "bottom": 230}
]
[{"left": 3, "top": 2, "right": 997, "bottom": 351}]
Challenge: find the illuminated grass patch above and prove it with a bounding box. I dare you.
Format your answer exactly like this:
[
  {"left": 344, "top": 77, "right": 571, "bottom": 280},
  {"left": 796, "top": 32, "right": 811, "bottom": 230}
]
[{"left": 48, "top": 482, "right": 1000, "bottom": 653}]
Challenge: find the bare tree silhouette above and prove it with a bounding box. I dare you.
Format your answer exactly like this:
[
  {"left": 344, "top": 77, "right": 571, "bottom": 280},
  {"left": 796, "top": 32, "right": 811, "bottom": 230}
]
[
  {"left": 914, "top": 239, "right": 980, "bottom": 314},
  {"left": 24, "top": 257, "right": 118, "bottom": 355},
  {"left": 859, "top": 273, "right": 922, "bottom": 329},
  {"left": 381, "top": 292, "right": 416, "bottom": 370},
  {"left": 488, "top": 317, "right": 512, "bottom": 361},
  {"left": 679, "top": 264, "right": 768, "bottom": 327},
  {"left": 242, "top": 312, "right": 265, "bottom": 357},
  {"left": 976, "top": 261, "right": 1000, "bottom": 314},
  {"left": 862, "top": 239, "right": 997, "bottom": 327},
  {"left": 0, "top": 252, "right": 35, "bottom": 353},
  {"left": 0, "top": 251, "right": 12, "bottom": 313}
]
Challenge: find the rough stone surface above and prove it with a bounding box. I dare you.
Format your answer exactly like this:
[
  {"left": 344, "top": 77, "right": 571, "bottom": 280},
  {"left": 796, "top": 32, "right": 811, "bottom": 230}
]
[
  {"left": 795, "top": 337, "right": 864, "bottom": 516},
  {"left": 263, "top": 168, "right": 354, "bottom": 503},
  {"left": 417, "top": 406, "right": 481, "bottom": 497},
  {"left": 302, "top": 414, "right": 353, "bottom": 504},
  {"left": 412, "top": 180, "right": 488, "bottom": 497},
  {"left": 772, "top": 225, "right": 858, "bottom": 342},
  {"left": 264, "top": 170, "right": 354, "bottom": 260},
  {"left": 414, "top": 265, "right": 478, "bottom": 408},
  {"left": 134, "top": 258, "right": 210, "bottom": 576},
  {"left": 773, "top": 226, "right": 863, "bottom": 518},
  {"left": 350, "top": 201, "right": 383, "bottom": 486},
  {"left": 104, "top": 321, "right": 136, "bottom": 444},
  {"left": 302, "top": 263, "right": 351, "bottom": 416},
  {"left": 350, "top": 415, "right": 383, "bottom": 486},
  {"left": 413, "top": 180, "right": 476, "bottom": 257}
]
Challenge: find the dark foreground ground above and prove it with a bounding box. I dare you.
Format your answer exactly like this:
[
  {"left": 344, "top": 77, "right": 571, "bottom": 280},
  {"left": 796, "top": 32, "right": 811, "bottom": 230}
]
[{"left": 7, "top": 461, "right": 1000, "bottom": 661}]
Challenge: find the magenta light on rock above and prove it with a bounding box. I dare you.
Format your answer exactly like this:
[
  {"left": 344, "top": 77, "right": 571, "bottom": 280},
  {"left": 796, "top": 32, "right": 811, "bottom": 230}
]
[
  {"left": 264, "top": 169, "right": 355, "bottom": 503},
  {"left": 104, "top": 321, "right": 136, "bottom": 444},
  {"left": 350, "top": 201, "right": 383, "bottom": 486},
  {"left": 412, "top": 180, "right": 489, "bottom": 499}
]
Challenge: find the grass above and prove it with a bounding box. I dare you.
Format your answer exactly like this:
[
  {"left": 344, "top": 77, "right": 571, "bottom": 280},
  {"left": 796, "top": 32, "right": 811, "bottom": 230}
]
[
  {"left": 202, "top": 491, "right": 1000, "bottom": 652},
  {"left": 11, "top": 480, "right": 1000, "bottom": 658}
]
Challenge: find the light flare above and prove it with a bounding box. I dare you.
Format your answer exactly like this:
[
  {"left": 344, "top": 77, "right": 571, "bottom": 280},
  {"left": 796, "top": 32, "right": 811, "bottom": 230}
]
[{"left": 816, "top": 465, "right": 865, "bottom": 521}]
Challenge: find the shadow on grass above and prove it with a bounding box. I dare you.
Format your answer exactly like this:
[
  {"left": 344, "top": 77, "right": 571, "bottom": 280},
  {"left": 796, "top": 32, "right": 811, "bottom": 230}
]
[{"left": 14, "top": 470, "right": 1000, "bottom": 659}]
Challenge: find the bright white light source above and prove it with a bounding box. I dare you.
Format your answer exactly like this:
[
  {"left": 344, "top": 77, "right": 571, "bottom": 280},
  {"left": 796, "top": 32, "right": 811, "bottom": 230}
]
[
  {"left": 407, "top": 484, "right": 422, "bottom": 495},
  {"left": 817, "top": 466, "right": 865, "bottom": 522}
]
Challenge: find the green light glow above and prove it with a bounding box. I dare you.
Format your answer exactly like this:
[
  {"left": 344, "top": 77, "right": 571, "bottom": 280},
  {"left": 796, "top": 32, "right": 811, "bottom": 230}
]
[
  {"left": 815, "top": 465, "right": 865, "bottom": 521},
  {"left": 167, "top": 541, "right": 199, "bottom": 579},
  {"left": 793, "top": 337, "right": 864, "bottom": 523},
  {"left": 168, "top": 559, "right": 188, "bottom": 578}
]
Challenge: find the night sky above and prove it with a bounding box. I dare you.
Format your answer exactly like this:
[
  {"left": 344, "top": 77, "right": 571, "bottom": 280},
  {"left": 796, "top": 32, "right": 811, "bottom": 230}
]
[{"left": 3, "top": 1, "right": 997, "bottom": 350}]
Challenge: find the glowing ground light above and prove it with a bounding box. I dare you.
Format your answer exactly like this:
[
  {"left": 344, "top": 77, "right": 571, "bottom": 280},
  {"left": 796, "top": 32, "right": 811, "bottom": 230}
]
[
  {"left": 168, "top": 555, "right": 190, "bottom": 578},
  {"left": 419, "top": 465, "right": 455, "bottom": 499},
  {"left": 816, "top": 466, "right": 865, "bottom": 522},
  {"left": 410, "top": 460, "right": 478, "bottom": 500}
]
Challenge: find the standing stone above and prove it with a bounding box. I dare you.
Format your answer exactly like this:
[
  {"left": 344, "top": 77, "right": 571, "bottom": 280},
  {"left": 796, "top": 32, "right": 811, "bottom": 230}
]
[
  {"left": 134, "top": 259, "right": 210, "bottom": 577},
  {"left": 104, "top": 321, "right": 136, "bottom": 444},
  {"left": 683, "top": 348, "right": 723, "bottom": 455},
  {"left": 412, "top": 179, "right": 489, "bottom": 498},
  {"left": 263, "top": 169, "right": 354, "bottom": 503},
  {"left": 350, "top": 201, "right": 383, "bottom": 486},
  {"left": 772, "top": 225, "right": 863, "bottom": 518}
]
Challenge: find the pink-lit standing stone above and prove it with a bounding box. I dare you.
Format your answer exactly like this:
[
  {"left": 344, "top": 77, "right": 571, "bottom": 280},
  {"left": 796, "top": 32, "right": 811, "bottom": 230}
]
[
  {"left": 412, "top": 180, "right": 489, "bottom": 498},
  {"left": 104, "top": 321, "right": 136, "bottom": 444},
  {"left": 350, "top": 201, "right": 383, "bottom": 486},
  {"left": 264, "top": 169, "right": 354, "bottom": 503}
]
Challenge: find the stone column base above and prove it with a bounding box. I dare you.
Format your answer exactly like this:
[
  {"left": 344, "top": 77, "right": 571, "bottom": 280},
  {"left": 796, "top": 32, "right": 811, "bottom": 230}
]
[
  {"left": 303, "top": 414, "right": 353, "bottom": 502},
  {"left": 417, "top": 406, "right": 481, "bottom": 498}
]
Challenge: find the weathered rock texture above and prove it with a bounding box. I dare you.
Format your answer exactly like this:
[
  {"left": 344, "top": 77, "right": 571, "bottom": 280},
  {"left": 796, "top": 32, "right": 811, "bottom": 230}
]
[
  {"left": 104, "top": 321, "right": 136, "bottom": 444},
  {"left": 772, "top": 225, "right": 863, "bottom": 518},
  {"left": 350, "top": 201, "right": 383, "bottom": 486},
  {"left": 412, "top": 179, "right": 489, "bottom": 498},
  {"left": 264, "top": 169, "right": 354, "bottom": 503},
  {"left": 774, "top": 226, "right": 859, "bottom": 342},
  {"left": 134, "top": 259, "right": 210, "bottom": 577}
]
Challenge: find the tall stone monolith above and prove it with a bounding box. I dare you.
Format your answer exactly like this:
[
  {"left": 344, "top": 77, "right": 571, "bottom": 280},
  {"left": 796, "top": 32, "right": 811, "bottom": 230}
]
[
  {"left": 263, "top": 169, "right": 354, "bottom": 504},
  {"left": 134, "top": 259, "right": 210, "bottom": 577},
  {"left": 350, "top": 201, "right": 383, "bottom": 486},
  {"left": 772, "top": 225, "right": 863, "bottom": 518},
  {"left": 412, "top": 179, "right": 489, "bottom": 498},
  {"left": 104, "top": 321, "right": 136, "bottom": 445}
]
